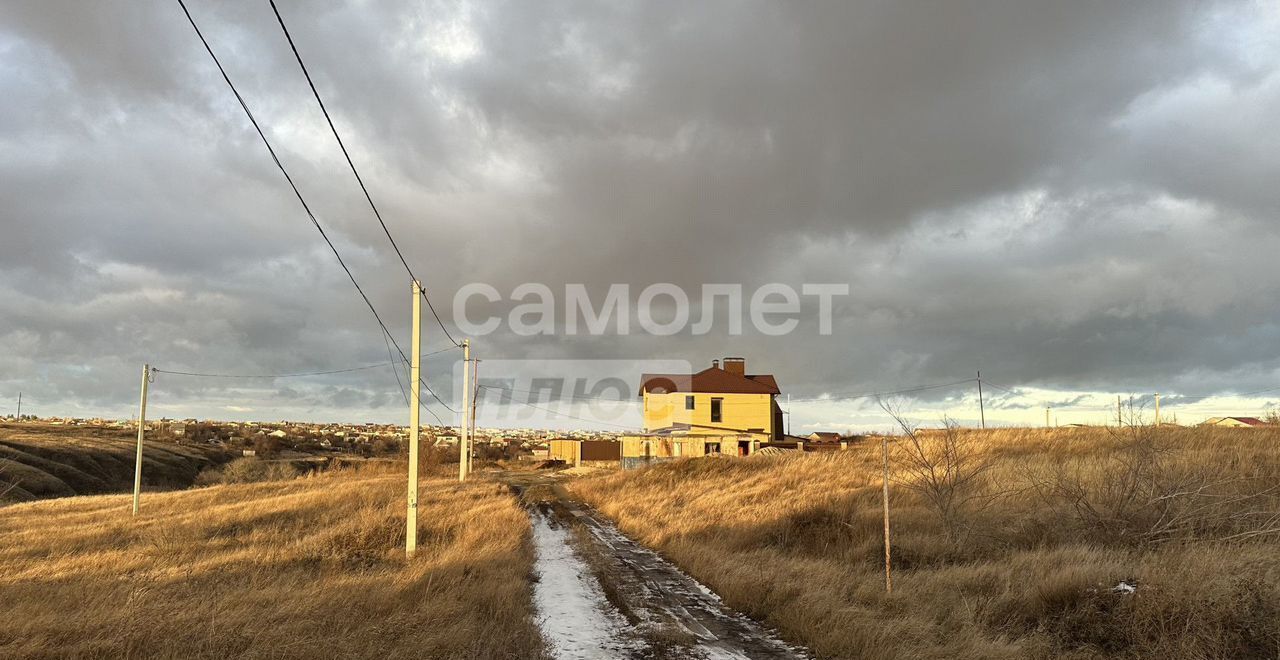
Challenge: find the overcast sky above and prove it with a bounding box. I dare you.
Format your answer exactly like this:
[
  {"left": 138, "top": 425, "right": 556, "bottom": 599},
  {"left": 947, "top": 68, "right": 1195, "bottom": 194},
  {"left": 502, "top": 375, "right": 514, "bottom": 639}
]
[{"left": 3, "top": 1, "right": 1280, "bottom": 431}]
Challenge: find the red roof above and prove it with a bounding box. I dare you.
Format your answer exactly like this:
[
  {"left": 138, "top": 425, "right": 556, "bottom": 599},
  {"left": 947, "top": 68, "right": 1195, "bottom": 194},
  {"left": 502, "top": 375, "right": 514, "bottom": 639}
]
[{"left": 639, "top": 366, "right": 781, "bottom": 396}]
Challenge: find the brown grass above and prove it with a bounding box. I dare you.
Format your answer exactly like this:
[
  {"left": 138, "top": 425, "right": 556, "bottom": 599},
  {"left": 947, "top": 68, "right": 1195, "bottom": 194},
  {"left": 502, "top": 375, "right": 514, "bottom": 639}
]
[
  {"left": 568, "top": 426, "right": 1280, "bottom": 659},
  {"left": 0, "top": 422, "right": 234, "bottom": 502},
  {"left": 0, "top": 464, "right": 547, "bottom": 659}
]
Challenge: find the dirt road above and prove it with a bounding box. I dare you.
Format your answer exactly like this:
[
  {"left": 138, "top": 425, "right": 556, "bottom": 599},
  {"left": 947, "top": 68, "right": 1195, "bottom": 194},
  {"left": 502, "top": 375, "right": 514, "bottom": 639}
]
[{"left": 515, "top": 476, "right": 810, "bottom": 660}]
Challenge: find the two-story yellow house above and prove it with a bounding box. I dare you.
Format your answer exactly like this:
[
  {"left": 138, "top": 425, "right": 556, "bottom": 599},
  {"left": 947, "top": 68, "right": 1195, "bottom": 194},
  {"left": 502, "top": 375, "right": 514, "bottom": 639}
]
[{"left": 624, "top": 358, "right": 782, "bottom": 464}]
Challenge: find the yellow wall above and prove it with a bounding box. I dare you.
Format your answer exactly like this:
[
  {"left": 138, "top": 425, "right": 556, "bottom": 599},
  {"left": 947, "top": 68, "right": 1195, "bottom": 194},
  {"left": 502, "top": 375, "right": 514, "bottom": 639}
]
[
  {"left": 620, "top": 434, "right": 762, "bottom": 461},
  {"left": 642, "top": 391, "right": 775, "bottom": 436},
  {"left": 547, "top": 439, "right": 580, "bottom": 464}
]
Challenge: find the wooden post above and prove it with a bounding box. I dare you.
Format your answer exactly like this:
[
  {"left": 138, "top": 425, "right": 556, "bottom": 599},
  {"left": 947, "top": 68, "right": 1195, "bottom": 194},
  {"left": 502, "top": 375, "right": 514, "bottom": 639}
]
[
  {"left": 407, "top": 281, "right": 422, "bottom": 557},
  {"left": 132, "top": 365, "right": 150, "bottom": 516},
  {"left": 881, "top": 434, "right": 892, "bottom": 593},
  {"left": 976, "top": 371, "right": 985, "bottom": 430}
]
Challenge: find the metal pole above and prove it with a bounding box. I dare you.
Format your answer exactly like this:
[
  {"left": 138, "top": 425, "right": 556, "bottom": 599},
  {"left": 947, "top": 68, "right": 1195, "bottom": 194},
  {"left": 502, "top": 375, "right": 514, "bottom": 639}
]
[
  {"left": 459, "top": 339, "right": 470, "bottom": 482},
  {"left": 976, "top": 371, "right": 985, "bottom": 430},
  {"left": 132, "top": 364, "right": 150, "bottom": 516},
  {"left": 407, "top": 281, "right": 422, "bottom": 557},
  {"left": 881, "top": 434, "right": 892, "bottom": 593}
]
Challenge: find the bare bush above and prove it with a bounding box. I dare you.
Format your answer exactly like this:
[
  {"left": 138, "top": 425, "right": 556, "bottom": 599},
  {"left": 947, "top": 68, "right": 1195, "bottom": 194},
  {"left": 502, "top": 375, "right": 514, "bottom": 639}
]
[
  {"left": 0, "top": 460, "right": 19, "bottom": 501},
  {"left": 205, "top": 457, "right": 300, "bottom": 485},
  {"left": 1029, "top": 409, "right": 1280, "bottom": 546},
  {"left": 881, "top": 401, "right": 998, "bottom": 543}
]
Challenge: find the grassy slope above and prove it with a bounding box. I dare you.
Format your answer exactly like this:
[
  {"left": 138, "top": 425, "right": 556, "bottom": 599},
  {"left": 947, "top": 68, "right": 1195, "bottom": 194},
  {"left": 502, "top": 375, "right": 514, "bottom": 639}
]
[
  {"left": 0, "top": 423, "right": 233, "bottom": 501},
  {"left": 569, "top": 427, "right": 1280, "bottom": 660},
  {"left": 0, "top": 467, "right": 546, "bottom": 659}
]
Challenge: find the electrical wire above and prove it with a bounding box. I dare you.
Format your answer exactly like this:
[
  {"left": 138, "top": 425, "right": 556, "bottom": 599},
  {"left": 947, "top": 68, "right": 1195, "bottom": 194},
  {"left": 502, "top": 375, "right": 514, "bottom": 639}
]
[
  {"left": 269, "top": 0, "right": 460, "bottom": 348},
  {"left": 178, "top": 0, "right": 457, "bottom": 413},
  {"left": 477, "top": 385, "right": 637, "bottom": 430}
]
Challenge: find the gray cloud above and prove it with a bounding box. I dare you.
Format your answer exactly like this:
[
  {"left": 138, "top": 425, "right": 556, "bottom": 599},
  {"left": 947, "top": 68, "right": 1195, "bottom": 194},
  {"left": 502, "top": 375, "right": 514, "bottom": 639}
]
[{"left": 2, "top": 0, "right": 1279, "bottom": 427}]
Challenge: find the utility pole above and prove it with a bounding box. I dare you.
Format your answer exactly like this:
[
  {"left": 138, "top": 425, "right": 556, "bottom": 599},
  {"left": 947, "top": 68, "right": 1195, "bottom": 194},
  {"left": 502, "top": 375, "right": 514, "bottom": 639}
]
[
  {"left": 976, "top": 371, "right": 985, "bottom": 430},
  {"left": 1154, "top": 393, "right": 1160, "bottom": 426},
  {"left": 1117, "top": 395, "right": 1122, "bottom": 426},
  {"left": 406, "top": 281, "right": 423, "bottom": 557},
  {"left": 469, "top": 356, "right": 480, "bottom": 474},
  {"left": 15, "top": 392, "right": 20, "bottom": 421},
  {"left": 786, "top": 393, "right": 791, "bottom": 435},
  {"left": 132, "top": 365, "right": 150, "bottom": 516},
  {"left": 1045, "top": 407, "right": 1051, "bottom": 428},
  {"left": 459, "top": 338, "right": 471, "bottom": 482},
  {"left": 881, "top": 434, "right": 892, "bottom": 593}
]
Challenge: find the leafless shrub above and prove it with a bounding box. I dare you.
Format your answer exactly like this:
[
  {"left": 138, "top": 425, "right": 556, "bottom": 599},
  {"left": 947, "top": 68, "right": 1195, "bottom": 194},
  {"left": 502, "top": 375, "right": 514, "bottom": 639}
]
[
  {"left": 0, "top": 460, "right": 18, "bottom": 501},
  {"left": 1028, "top": 403, "right": 1280, "bottom": 546},
  {"left": 880, "top": 400, "right": 999, "bottom": 544}
]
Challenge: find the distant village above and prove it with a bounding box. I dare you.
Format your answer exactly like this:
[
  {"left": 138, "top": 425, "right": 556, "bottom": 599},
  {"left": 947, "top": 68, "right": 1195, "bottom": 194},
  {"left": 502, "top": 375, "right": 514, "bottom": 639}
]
[{"left": 0, "top": 414, "right": 621, "bottom": 460}]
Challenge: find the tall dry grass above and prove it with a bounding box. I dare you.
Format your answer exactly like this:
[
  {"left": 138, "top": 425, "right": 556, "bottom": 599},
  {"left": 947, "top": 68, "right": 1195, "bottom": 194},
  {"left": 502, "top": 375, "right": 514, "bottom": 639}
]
[
  {"left": 569, "top": 425, "right": 1280, "bottom": 659},
  {"left": 0, "top": 464, "right": 547, "bottom": 659}
]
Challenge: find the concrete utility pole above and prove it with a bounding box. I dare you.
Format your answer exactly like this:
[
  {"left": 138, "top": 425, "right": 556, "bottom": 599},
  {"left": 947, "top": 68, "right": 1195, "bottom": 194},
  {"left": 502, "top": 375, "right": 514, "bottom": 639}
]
[
  {"left": 786, "top": 393, "right": 792, "bottom": 436},
  {"left": 15, "top": 392, "right": 20, "bottom": 421},
  {"left": 469, "top": 357, "right": 480, "bottom": 473},
  {"left": 459, "top": 338, "right": 471, "bottom": 482},
  {"left": 881, "top": 434, "right": 892, "bottom": 593},
  {"left": 132, "top": 365, "right": 150, "bottom": 516},
  {"left": 1154, "top": 393, "right": 1160, "bottom": 426},
  {"left": 406, "top": 281, "right": 423, "bottom": 557},
  {"left": 1046, "top": 407, "right": 1051, "bottom": 428},
  {"left": 976, "top": 371, "right": 985, "bottom": 430}
]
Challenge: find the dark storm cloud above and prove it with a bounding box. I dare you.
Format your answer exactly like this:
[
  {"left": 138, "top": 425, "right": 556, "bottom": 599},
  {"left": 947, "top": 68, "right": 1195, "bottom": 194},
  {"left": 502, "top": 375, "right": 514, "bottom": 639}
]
[{"left": 2, "top": 0, "right": 1279, "bottom": 425}]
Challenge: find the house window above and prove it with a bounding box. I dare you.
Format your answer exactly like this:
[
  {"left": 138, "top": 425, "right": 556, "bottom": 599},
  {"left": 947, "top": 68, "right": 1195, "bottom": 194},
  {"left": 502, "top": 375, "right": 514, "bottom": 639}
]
[
  {"left": 685, "top": 395, "right": 695, "bottom": 410},
  {"left": 706, "top": 442, "right": 721, "bottom": 455},
  {"left": 711, "top": 398, "right": 723, "bottom": 423}
]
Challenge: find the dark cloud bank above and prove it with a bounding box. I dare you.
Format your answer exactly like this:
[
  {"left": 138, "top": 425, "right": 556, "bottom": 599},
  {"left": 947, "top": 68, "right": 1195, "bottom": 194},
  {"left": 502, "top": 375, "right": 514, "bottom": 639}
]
[{"left": 2, "top": 1, "right": 1279, "bottom": 426}]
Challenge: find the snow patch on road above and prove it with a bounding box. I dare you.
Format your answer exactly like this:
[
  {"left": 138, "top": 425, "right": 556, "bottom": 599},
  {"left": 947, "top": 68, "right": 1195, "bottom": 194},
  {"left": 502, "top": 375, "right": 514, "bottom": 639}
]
[{"left": 530, "top": 509, "right": 638, "bottom": 659}]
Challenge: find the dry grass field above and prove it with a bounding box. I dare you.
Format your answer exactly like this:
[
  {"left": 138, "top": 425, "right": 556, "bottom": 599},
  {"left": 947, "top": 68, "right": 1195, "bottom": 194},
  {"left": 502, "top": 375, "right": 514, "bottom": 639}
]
[
  {"left": 0, "top": 465, "right": 547, "bottom": 659},
  {"left": 0, "top": 422, "right": 233, "bottom": 502},
  {"left": 569, "top": 425, "right": 1280, "bottom": 659}
]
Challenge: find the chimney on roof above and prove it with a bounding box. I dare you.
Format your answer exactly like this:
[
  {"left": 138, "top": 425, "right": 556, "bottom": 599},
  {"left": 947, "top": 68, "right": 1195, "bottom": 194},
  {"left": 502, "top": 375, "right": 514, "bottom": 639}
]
[
  {"left": 711, "top": 359, "right": 720, "bottom": 370},
  {"left": 723, "top": 357, "right": 745, "bottom": 376}
]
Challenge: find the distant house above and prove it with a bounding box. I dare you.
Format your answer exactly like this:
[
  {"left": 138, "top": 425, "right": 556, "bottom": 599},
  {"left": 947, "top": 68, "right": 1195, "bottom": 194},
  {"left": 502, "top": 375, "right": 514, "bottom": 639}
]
[
  {"left": 639, "top": 357, "right": 783, "bottom": 444},
  {"left": 808, "top": 432, "right": 842, "bottom": 443},
  {"left": 621, "top": 357, "right": 782, "bottom": 468},
  {"left": 1202, "top": 416, "right": 1270, "bottom": 428}
]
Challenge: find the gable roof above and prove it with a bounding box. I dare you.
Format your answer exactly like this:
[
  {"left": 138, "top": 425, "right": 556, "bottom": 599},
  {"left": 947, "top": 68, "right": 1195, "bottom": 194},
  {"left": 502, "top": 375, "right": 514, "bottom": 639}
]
[{"left": 640, "top": 365, "right": 781, "bottom": 396}]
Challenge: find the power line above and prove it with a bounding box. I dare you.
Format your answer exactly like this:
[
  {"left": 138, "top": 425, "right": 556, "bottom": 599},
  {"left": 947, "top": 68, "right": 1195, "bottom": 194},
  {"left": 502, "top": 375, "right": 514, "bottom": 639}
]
[
  {"left": 151, "top": 347, "right": 458, "bottom": 380},
  {"left": 477, "top": 385, "right": 637, "bottom": 430},
  {"left": 178, "top": 0, "right": 457, "bottom": 413},
  {"left": 269, "top": 0, "right": 460, "bottom": 348},
  {"left": 381, "top": 329, "right": 409, "bottom": 407},
  {"left": 155, "top": 363, "right": 391, "bottom": 379},
  {"left": 787, "top": 378, "right": 978, "bottom": 403}
]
